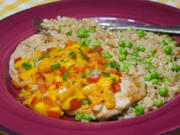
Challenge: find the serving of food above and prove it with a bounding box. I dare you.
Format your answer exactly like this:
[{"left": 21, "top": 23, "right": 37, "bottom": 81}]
[{"left": 9, "top": 17, "right": 180, "bottom": 122}]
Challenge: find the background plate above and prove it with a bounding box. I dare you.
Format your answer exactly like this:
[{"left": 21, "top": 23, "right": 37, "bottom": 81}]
[{"left": 0, "top": 0, "right": 180, "bottom": 135}]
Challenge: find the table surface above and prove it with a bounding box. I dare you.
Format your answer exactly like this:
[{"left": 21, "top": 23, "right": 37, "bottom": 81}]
[{"left": 0, "top": 0, "right": 180, "bottom": 20}]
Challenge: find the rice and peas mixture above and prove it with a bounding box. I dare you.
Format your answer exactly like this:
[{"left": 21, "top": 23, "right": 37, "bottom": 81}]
[{"left": 11, "top": 17, "right": 180, "bottom": 121}]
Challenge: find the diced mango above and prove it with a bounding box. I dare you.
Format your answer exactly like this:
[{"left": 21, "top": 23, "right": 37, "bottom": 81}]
[
  {"left": 97, "top": 77, "right": 113, "bottom": 90},
  {"left": 33, "top": 102, "right": 47, "bottom": 116},
  {"left": 56, "top": 87, "right": 74, "bottom": 102},
  {"left": 103, "top": 90, "right": 115, "bottom": 109}
]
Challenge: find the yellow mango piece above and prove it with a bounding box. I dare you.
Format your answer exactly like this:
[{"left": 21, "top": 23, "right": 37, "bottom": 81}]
[
  {"left": 19, "top": 67, "right": 38, "bottom": 82},
  {"left": 24, "top": 93, "right": 42, "bottom": 108},
  {"left": 56, "top": 87, "right": 74, "bottom": 102},
  {"left": 97, "top": 77, "right": 113, "bottom": 90},
  {"left": 103, "top": 90, "right": 115, "bottom": 109},
  {"left": 61, "top": 97, "right": 73, "bottom": 110},
  {"left": 33, "top": 102, "right": 47, "bottom": 116},
  {"left": 18, "top": 89, "right": 31, "bottom": 97},
  {"left": 82, "top": 83, "right": 98, "bottom": 96},
  {"left": 38, "top": 58, "right": 53, "bottom": 73}
]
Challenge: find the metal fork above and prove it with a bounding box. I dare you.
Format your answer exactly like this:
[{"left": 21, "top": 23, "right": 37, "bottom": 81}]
[{"left": 33, "top": 17, "right": 180, "bottom": 34}]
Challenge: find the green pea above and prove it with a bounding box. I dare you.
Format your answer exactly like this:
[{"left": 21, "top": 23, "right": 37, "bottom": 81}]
[
  {"left": 120, "top": 48, "right": 127, "bottom": 55},
  {"left": 77, "top": 27, "right": 87, "bottom": 38},
  {"left": 131, "top": 50, "right": 139, "bottom": 57},
  {"left": 83, "top": 114, "right": 92, "bottom": 121},
  {"left": 151, "top": 71, "right": 159, "bottom": 79},
  {"left": 160, "top": 40, "right": 167, "bottom": 46},
  {"left": 84, "top": 40, "right": 90, "bottom": 46},
  {"left": 146, "top": 65, "right": 154, "bottom": 71},
  {"left": 144, "top": 58, "right": 151, "bottom": 64},
  {"left": 118, "top": 40, "right": 125, "bottom": 47},
  {"left": 125, "top": 42, "right": 133, "bottom": 48},
  {"left": 158, "top": 88, "right": 168, "bottom": 96},
  {"left": 135, "top": 105, "right": 144, "bottom": 115},
  {"left": 147, "top": 51, "right": 155, "bottom": 58},
  {"left": 138, "top": 29, "right": 145, "bottom": 37},
  {"left": 164, "top": 46, "right": 172, "bottom": 54},
  {"left": 127, "top": 57, "right": 138, "bottom": 62},
  {"left": 76, "top": 40, "right": 84, "bottom": 45},
  {"left": 170, "top": 40, "right": 178, "bottom": 47},
  {"left": 119, "top": 68, "right": 125, "bottom": 72},
  {"left": 154, "top": 98, "right": 163, "bottom": 107},
  {"left": 82, "top": 99, "right": 91, "bottom": 105},
  {"left": 166, "top": 36, "right": 172, "bottom": 42},
  {"left": 123, "top": 63, "right": 130, "bottom": 69},
  {"left": 172, "top": 62, "right": 180, "bottom": 72},
  {"left": 88, "top": 28, "right": 95, "bottom": 33},
  {"left": 104, "top": 52, "right": 112, "bottom": 59},
  {"left": 93, "top": 41, "right": 101, "bottom": 47},
  {"left": 128, "top": 27, "right": 134, "bottom": 32},
  {"left": 75, "top": 113, "right": 83, "bottom": 121},
  {"left": 58, "top": 25, "right": 65, "bottom": 32},
  {"left": 66, "top": 30, "right": 72, "bottom": 36},
  {"left": 162, "top": 77, "right": 170, "bottom": 83},
  {"left": 138, "top": 45, "right": 145, "bottom": 52},
  {"left": 118, "top": 54, "right": 126, "bottom": 61},
  {"left": 144, "top": 74, "right": 152, "bottom": 81},
  {"left": 152, "top": 79, "right": 159, "bottom": 84}
]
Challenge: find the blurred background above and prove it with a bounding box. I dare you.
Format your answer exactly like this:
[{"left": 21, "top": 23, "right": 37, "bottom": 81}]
[{"left": 0, "top": 0, "right": 180, "bottom": 20}]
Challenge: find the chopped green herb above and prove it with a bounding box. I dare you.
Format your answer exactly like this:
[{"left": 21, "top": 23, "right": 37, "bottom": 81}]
[
  {"left": 22, "top": 62, "right": 32, "bottom": 70},
  {"left": 111, "top": 78, "right": 116, "bottom": 82},
  {"left": 81, "top": 73, "right": 87, "bottom": 78},
  {"left": 51, "top": 63, "right": 60, "bottom": 69},
  {"left": 110, "top": 60, "right": 120, "bottom": 71},
  {"left": 68, "top": 51, "right": 76, "bottom": 58},
  {"left": 72, "top": 81, "right": 76, "bottom": 84},
  {"left": 42, "top": 51, "right": 50, "bottom": 58},
  {"left": 63, "top": 72, "right": 69, "bottom": 81},
  {"left": 33, "top": 57, "right": 43, "bottom": 64},
  {"left": 104, "top": 62, "right": 110, "bottom": 67},
  {"left": 21, "top": 62, "right": 32, "bottom": 70},
  {"left": 101, "top": 72, "right": 110, "bottom": 77},
  {"left": 82, "top": 99, "right": 91, "bottom": 105},
  {"left": 82, "top": 82, "right": 87, "bottom": 86}
]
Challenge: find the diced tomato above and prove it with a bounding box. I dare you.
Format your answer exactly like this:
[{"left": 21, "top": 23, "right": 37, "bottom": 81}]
[
  {"left": 88, "top": 48, "right": 94, "bottom": 53},
  {"left": 108, "top": 68, "right": 122, "bottom": 76},
  {"left": 94, "top": 46, "right": 103, "bottom": 53},
  {"left": 59, "top": 66, "right": 66, "bottom": 76},
  {"left": 14, "top": 57, "right": 22, "bottom": 63},
  {"left": 11, "top": 80, "right": 20, "bottom": 89},
  {"left": 66, "top": 40, "right": 74, "bottom": 47},
  {"left": 43, "top": 96, "right": 56, "bottom": 106},
  {"left": 52, "top": 79, "right": 56, "bottom": 85},
  {"left": 70, "top": 99, "right": 82, "bottom": 110},
  {"left": 47, "top": 110, "right": 60, "bottom": 119},
  {"left": 56, "top": 82, "right": 61, "bottom": 89},
  {"left": 98, "top": 65, "right": 106, "bottom": 70},
  {"left": 47, "top": 47, "right": 53, "bottom": 51},
  {"left": 110, "top": 82, "right": 121, "bottom": 93},
  {"left": 36, "top": 75, "right": 47, "bottom": 93},
  {"left": 31, "top": 96, "right": 38, "bottom": 107},
  {"left": 87, "top": 74, "right": 100, "bottom": 83},
  {"left": 73, "top": 65, "right": 86, "bottom": 73}
]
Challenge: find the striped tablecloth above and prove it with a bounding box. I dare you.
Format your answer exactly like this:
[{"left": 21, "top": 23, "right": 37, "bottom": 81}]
[{"left": 0, "top": 0, "right": 180, "bottom": 20}]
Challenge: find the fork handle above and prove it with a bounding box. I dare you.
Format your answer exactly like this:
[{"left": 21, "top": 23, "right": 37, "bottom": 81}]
[{"left": 108, "top": 25, "right": 180, "bottom": 34}]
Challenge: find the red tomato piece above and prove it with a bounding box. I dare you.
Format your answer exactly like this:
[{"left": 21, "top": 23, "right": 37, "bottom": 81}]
[
  {"left": 31, "top": 96, "right": 38, "bottom": 107},
  {"left": 36, "top": 75, "right": 47, "bottom": 93},
  {"left": 14, "top": 57, "right": 22, "bottom": 63},
  {"left": 70, "top": 99, "right": 82, "bottom": 110},
  {"left": 110, "top": 82, "right": 121, "bottom": 93},
  {"left": 95, "top": 46, "right": 103, "bottom": 53},
  {"left": 47, "top": 110, "right": 60, "bottom": 119},
  {"left": 87, "top": 74, "right": 100, "bottom": 83},
  {"left": 59, "top": 66, "right": 66, "bottom": 76}
]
